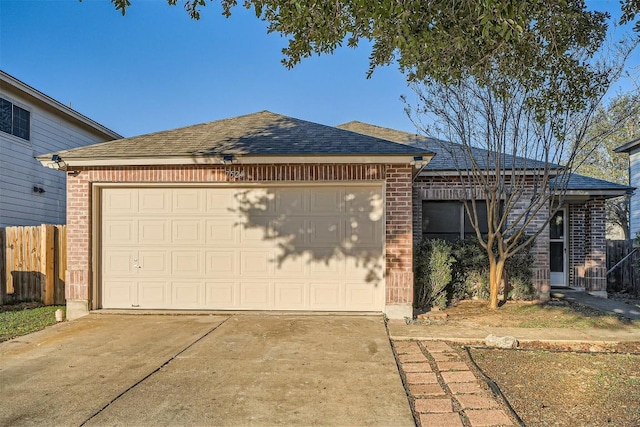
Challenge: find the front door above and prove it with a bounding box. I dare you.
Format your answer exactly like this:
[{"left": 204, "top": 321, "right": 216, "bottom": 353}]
[{"left": 549, "top": 208, "right": 567, "bottom": 286}]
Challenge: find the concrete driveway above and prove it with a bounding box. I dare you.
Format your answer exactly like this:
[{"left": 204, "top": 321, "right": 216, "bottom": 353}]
[{"left": 0, "top": 314, "right": 413, "bottom": 426}]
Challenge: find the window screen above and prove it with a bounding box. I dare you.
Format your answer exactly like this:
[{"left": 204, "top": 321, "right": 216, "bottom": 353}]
[{"left": 0, "top": 97, "right": 30, "bottom": 141}]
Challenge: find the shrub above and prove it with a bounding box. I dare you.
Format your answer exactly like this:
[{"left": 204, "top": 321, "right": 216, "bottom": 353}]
[
  {"left": 415, "top": 236, "right": 536, "bottom": 307},
  {"left": 414, "top": 239, "right": 455, "bottom": 310}
]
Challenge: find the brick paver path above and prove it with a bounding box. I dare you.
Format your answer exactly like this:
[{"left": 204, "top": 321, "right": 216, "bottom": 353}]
[{"left": 393, "top": 341, "right": 514, "bottom": 427}]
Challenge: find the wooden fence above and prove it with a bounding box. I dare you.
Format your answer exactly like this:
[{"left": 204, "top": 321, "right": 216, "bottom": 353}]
[
  {"left": 607, "top": 239, "right": 639, "bottom": 296},
  {"left": 0, "top": 225, "right": 66, "bottom": 305}
]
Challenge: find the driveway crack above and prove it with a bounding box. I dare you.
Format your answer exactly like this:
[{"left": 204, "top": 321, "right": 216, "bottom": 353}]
[{"left": 79, "top": 316, "right": 231, "bottom": 426}]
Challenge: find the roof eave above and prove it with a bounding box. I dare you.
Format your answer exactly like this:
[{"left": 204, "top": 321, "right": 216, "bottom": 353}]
[
  {"left": 37, "top": 153, "right": 434, "bottom": 168},
  {"left": 1, "top": 71, "right": 122, "bottom": 140},
  {"left": 614, "top": 137, "right": 640, "bottom": 153}
]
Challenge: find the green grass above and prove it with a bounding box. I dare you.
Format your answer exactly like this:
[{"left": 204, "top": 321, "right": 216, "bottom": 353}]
[{"left": 0, "top": 305, "right": 64, "bottom": 342}]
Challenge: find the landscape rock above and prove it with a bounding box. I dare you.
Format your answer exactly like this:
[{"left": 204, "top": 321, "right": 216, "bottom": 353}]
[{"left": 485, "top": 334, "right": 519, "bottom": 348}]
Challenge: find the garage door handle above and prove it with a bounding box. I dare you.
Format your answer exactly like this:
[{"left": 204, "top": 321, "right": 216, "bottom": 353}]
[{"left": 133, "top": 264, "right": 142, "bottom": 269}]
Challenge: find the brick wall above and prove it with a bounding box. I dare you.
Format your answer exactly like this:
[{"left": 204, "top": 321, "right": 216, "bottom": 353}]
[
  {"left": 413, "top": 176, "right": 550, "bottom": 298},
  {"left": 65, "top": 163, "right": 414, "bottom": 310},
  {"left": 568, "top": 199, "right": 607, "bottom": 292},
  {"left": 385, "top": 165, "right": 414, "bottom": 306}
]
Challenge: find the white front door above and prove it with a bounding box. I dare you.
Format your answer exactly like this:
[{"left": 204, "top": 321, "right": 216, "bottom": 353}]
[{"left": 549, "top": 208, "right": 567, "bottom": 286}]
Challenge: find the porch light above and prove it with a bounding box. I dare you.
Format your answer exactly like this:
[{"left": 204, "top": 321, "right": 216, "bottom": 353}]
[
  {"left": 221, "top": 155, "right": 235, "bottom": 165},
  {"left": 48, "top": 154, "right": 67, "bottom": 171}
]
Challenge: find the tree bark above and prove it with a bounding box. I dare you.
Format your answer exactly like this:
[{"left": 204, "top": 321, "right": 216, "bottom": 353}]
[{"left": 488, "top": 258, "right": 506, "bottom": 310}]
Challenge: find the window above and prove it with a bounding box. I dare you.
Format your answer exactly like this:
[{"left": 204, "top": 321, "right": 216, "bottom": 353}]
[
  {"left": 422, "top": 200, "right": 490, "bottom": 241},
  {"left": 0, "top": 97, "right": 30, "bottom": 141}
]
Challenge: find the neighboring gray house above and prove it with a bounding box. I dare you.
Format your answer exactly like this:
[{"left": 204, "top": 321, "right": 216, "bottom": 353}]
[
  {"left": 0, "top": 70, "right": 120, "bottom": 227},
  {"left": 614, "top": 138, "right": 640, "bottom": 239}
]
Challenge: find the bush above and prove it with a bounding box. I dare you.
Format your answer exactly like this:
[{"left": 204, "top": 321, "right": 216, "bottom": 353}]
[
  {"left": 414, "top": 236, "right": 536, "bottom": 308},
  {"left": 414, "top": 239, "right": 455, "bottom": 310}
]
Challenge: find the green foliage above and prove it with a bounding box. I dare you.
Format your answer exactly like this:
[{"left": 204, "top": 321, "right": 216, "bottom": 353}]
[
  {"left": 415, "top": 237, "right": 535, "bottom": 307},
  {"left": 450, "top": 238, "right": 490, "bottom": 300},
  {"left": 505, "top": 242, "right": 535, "bottom": 300},
  {"left": 0, "top": 305, "right": 64, "bottom": 342},
  {"left": 414, "top": 239, "right": 455, "bottom": 310}
]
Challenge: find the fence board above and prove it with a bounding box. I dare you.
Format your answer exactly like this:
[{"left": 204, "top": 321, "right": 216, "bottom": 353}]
[
  {"left": 607, "top": 240, "right": 639, "bottom": 296},
  {"left": 0, "top": 225, "right": 67, "bottom": 305}
]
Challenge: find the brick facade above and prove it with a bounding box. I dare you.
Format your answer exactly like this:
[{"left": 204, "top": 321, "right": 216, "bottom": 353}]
[
  {"left": 413, "top": 176, "right": 609, "bottom": 298},
  {"left": 568, "top": 199, "right": 607, "bottom": 294},
  {"left": 65, "top": 163, "right": 414, "bottom": 318}
]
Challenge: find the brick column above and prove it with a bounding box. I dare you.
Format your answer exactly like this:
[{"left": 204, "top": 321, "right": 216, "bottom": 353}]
[
  {"left": 385, "top": 165, "right": 414, "bottom": 319},
  {"left": 65, "top": 171, "right": 92, "bottom": 319},
  {"left": 585, "top": 198, "right": 607, "bottom": 296}
]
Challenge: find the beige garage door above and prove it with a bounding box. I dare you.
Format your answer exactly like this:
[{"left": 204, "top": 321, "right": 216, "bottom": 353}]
[{"left": 101, "top": 186, "right": 384, "bottom": 311}]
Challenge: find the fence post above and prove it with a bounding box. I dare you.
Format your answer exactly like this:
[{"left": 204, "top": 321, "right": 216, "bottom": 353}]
[{"left": 40, "top": 224, "right": 55, "bottom": 305}]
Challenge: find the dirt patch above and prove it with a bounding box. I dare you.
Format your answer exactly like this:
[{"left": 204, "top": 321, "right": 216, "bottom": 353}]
[
  {"left": 467, "top": 347, "right": 640, "bottom": 426},
  {"left": 414, "top": 299, "right": 640, "bottom": 329}
]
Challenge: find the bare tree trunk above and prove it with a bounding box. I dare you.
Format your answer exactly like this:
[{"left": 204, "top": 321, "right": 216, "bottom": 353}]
[{"left": 488, "top": 258, "right": 506, "bottom": 310}]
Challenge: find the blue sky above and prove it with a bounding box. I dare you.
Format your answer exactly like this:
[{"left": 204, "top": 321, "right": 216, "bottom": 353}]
[{"left": 0, "top": 0, "right": 636, "bottom": 138}]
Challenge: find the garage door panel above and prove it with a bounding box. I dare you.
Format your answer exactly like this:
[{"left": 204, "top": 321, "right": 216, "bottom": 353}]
[
  {"left": 345, "top": 250, "right": 384, "bottom": 281},
  {"left": 310, "top": 188, "right": 345, "bottom": 214},
  {"left": 171, "top": 281, "right": 203, "bottom": 307},
  {"left": 104, "top": 220, "right": 137, "bottom": 244},
  {"left": 274, "top": 282, "right": 306, "bottom": 308},
  {"left": 276, "top": 189, "right": 307, "bottom": 215},
  {"left": 236, "top": 188, "right": 276, "bottom": 215},
  {"left": 205, "top": 251, "right": 237, "bottom": 276},
  {"left": 240, "top": 250, "right": 274, "bottom": 276},
  {"left": 206, "top": 189, "right": 238, "bottom": 213},
  {"left": 103, "top": 189, "right": 137, "bottom": 215},
  {"left": 274, "top": 254, "right": 307, "bottom": 276},
  {"left": 103, "top": 250, "right": 136, "bottom": 275},
  {"left": 308, "top": 219, "right": 343, "bottom": 245},
  {"left": 240, "top": 282, "right": 271, "bottom": 307},
  {"left": 102, "top": 186, "right": 384, "bottom": 311},
  {"left": 138, "top": 281, "right": 169, "bottom": 307},
  {"left": 346, "top": 188, "right": 383, "bottom": 217},
  {"left": 205, "top": 219, "right": 238, "bottom": 245},
  {"left": 138, "top": 189, "right": 169, "bottom": 213},
  {"left": 173, "top": 189, "right": 204, "bottom": 213},
  {"left": 347, "top": 218, "right": 382, "bottom": 246},
  {"left": 138, "top": 251, "right": 170, "bottom": 275},
  {"left": 309, "top": 283, "right": 342, "bottom": 308},
  {"left": 308, "top": 253, "right": 344, "bottom": 276},
  {"left": 205, "top": 282, "right": 237, "bottom": 307},
  {"left": 345, "top": 283, "right": 380, "bottom": 309},
  {"left": 172, "top": 220, "right": 204, "bottom": 244},
  {"left": 172, "top": 251, "right": 203, "bottom": 276},
  {"left": 139, "top": 220, "right": 168, "bottom": 244},
  {"left": 102, "top": 280, "right": 136, "bottom": 307}
]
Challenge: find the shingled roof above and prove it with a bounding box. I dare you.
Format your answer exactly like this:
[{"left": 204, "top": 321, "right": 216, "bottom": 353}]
[
  {"left": 39, "top": 111, "right": 431, "bottom": 161},
  {"left": 337, "top": 121, "right": 633, "bottom": 195},
  {"left": 337, "top": 121, "right": 555, "bottom": 171}
]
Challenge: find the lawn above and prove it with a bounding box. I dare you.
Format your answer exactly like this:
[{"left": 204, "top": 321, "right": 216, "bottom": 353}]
[
  {"left": 0, "top": 304, "right": 64, "bottom": 342},
  {"left": 433, "top": 299, "right": 640, "bottom": 329},
  {"left": 468, "top": 347, "right": 640, "bottom": 426}
]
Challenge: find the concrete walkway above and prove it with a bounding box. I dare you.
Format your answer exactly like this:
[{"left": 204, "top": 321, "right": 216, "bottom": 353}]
[{"left": 551, "top": 289, "right": 640, "bottom": 320}]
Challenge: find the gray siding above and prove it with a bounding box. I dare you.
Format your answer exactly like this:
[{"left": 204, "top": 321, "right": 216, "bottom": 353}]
[
  {"left": 631, "top": 147, "right": 640, "bottom": 239},
  {"left": 0, "top": 91, "right": 109, "bottom": 227}
]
